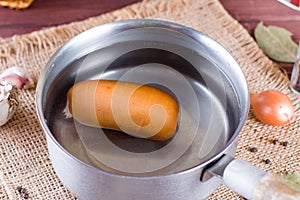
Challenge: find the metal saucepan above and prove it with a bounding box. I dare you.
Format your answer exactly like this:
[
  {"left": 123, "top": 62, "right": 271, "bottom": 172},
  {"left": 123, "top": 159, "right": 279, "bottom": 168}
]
[{"left": 36, "top": 19, "right": 300, "bottom": 200}]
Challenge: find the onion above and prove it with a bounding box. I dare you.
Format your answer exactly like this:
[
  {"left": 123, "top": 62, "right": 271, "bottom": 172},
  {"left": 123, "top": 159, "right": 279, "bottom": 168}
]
[{"left": 250, "top": 90, "right": 294, "bottom": 126}]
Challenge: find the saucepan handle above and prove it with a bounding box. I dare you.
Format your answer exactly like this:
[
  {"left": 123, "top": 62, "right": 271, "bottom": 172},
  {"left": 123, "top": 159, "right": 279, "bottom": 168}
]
[{"left": 202, "top": 155, "right": 300, "bottom": 200}]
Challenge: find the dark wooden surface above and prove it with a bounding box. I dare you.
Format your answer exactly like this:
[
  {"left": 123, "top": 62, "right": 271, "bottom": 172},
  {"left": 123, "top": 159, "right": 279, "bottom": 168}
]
[
  {"left": 221, "top": 0, "right": 300, "bottom": 42},
  {"left": 220, "top": 0, "right": 300, "bottom": 75},
  {"left": 0, "top": 0, "right": 141, "bottom": 38},
  {"left": 0, "top": 0, "right": 299, "bottom": 74}
]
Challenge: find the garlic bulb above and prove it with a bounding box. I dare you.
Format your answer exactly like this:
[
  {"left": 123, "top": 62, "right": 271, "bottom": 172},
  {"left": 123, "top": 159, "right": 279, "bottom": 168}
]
[
  {"left": 0, "top": 67, "right": 34, "bottom": 89},
  {"left": 0, "top": 80, "right": 19, "bottom": 126}
]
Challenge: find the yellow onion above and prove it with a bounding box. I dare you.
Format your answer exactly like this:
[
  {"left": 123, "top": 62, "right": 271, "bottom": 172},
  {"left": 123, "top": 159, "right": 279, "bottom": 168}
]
[{"left": 250, "top": 90, "right": 294, "bottom": 126}]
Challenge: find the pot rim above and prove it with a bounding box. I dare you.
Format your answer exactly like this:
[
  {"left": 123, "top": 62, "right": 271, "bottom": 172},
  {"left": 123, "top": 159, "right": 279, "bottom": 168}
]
[{"left": 36, "top": 19, "right": 250, "bottom": 180}]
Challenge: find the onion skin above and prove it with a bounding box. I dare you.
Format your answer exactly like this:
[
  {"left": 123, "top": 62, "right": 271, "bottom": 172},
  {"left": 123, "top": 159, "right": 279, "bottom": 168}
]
[{"left": 250, "top": 90, "right": 294, "bottom": 126}]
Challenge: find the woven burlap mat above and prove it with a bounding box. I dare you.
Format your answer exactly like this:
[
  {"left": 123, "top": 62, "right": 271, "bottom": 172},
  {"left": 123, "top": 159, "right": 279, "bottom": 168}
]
[{"left": 0, "top": 0, "right": 300, "bottom": 199}]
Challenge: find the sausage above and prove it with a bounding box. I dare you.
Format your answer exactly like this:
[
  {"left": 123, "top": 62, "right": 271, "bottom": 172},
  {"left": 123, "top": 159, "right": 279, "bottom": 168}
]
[{"left": 64, "top": 80, "right": 179, "bottom": 141}]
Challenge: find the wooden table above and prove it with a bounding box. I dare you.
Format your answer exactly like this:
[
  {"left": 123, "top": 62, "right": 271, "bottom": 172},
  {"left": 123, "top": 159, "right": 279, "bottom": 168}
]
[
  {"left": 0, "top": 0, "right": 141, "bottom": 38},
  {"left": 220, "top": 0, "right": 300, "bottom": 75},
  {"left": 0, "top": 0, "right": 299, "bottom": 75}
]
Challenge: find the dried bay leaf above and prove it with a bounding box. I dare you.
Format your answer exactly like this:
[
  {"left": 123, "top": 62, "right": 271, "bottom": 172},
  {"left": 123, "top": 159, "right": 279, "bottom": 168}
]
[
  {"left": 279, "top": 172, "right": 300, "bottom": 192},
  {"left": 254, "top": 22, "right": 297, "bottom": 63}
]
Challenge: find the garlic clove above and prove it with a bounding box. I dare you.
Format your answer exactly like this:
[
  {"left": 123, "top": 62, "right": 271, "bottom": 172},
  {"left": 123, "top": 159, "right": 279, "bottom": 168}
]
[
  {"left": 0, "top": 66, "right": 26, "bottom": 78},
  {"left": 0, "top": 100, "right": 10, "bottom": 126},
  {"left": 0, "top": 80, "right": 19, "bottom": 126},
  {"left": 1, "top": 74, "right": 24, "bottom": 89},
  {"left": 0, "top": 67, "right": 34, "bottom": 89}
]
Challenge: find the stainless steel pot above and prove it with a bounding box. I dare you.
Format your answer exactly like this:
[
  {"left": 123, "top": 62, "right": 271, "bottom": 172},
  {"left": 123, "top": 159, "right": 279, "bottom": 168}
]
[{"left": 36, "top": 19, "right": 299, "bottom": 200}]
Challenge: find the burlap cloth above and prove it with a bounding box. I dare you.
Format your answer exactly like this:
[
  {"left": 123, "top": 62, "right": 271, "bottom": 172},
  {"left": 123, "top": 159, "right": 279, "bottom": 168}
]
[{"left": 0, "top": 0, "right": 299, "bottom": 199}]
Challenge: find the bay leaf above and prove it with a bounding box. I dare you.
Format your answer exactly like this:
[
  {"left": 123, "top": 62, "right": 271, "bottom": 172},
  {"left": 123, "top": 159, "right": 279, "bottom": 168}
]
[
  {"left": 254, "top": 22, "right": 297, "bottom": 63},
  {"left": 279, "top": 172, "right": 300, "bottom": 192}
]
